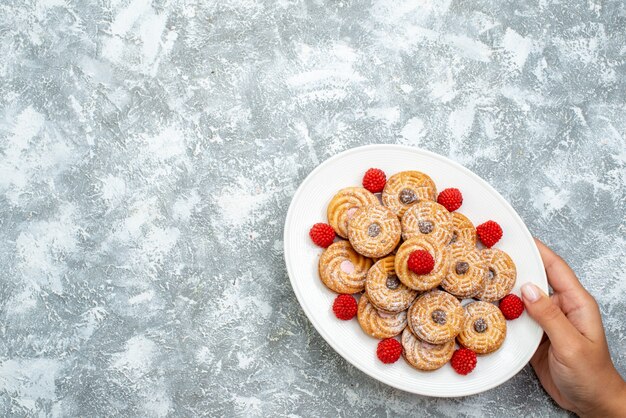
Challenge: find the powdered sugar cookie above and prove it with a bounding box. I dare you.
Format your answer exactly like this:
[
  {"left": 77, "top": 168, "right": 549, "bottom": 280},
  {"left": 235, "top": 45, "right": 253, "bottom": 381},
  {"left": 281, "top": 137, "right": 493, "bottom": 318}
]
[
  {"left": 365, "top": 256, "right": 417, "bottom": 314},
  {"left": 318, "top": 241, "right": 372, "bottom": 294},
  {"left": 401, "top": 327, "right": 454, "bottom": 371},
  {"left": 395, "top": 236, "right": 451, "bottom": 291},
  {"left": 448, "top": 212, "right": 477, "bottom": 248},
  {"left": 457, "top": 301, "right": 507, "bottom": 354},
  {"left": 477, "top": 248, "right": 517, "bottom": 302},
  {"left": 408, "top": 290, "right": 465, "bottom": 344},
  {"left": 357, "top": 293, "right": 407, "bottom": 339},
  {"left": 327, "top": 187, "right": 380, "bottom": 238},
  {"left": 441, "top": 243, "right": 487, "bottom": 298},
  {"left": 382, "top": 171, "right": 437, "bottom": 217},
  {"left": 348, "top": 205, "right": 401, "bottom": 258},
  {"left": 401, "top": 200, "right": 453, "bottom": 247}
]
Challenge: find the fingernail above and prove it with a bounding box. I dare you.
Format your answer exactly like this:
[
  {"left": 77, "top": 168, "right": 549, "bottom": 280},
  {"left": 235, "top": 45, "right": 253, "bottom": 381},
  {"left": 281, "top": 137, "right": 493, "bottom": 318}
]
[{"left": 521, "top": 283, "right": 540, "bottom": 302}]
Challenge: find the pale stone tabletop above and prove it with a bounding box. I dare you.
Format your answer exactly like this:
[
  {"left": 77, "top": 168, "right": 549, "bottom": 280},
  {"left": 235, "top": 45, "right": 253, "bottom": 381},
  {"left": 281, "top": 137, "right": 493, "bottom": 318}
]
[{"left": 0, "top": 0, "right": 624, "bottom": 416}]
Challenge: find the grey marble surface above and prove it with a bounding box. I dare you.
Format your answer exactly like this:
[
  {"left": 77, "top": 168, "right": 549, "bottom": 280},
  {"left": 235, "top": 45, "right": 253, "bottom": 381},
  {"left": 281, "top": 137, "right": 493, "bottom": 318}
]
[{"left": 1, "top": 0, "right": 625, "bottom": 416}]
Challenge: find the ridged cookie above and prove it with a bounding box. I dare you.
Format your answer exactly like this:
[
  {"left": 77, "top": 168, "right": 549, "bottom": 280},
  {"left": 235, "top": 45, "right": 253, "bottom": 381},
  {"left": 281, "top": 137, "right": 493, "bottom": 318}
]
[
  {"left": 348, "top": 205, "right": 401, "bottom": 258},
  {"left": 382, "top": 171, "right": 437, "bottom": 217},
  {"left": 457, "top": 301, "right": 506, "bottom": 354},
  {"left": 365, "top": 256, "right": 417, "bottom": 313},
  {"left": 401, "top": 326, "right": 455, "bottom": 371},
  {"left": 318, "top": 241, "right": 372, "bottom": 294},
  {"left": 408, "top": 290, "right": 465, "bottom": 344},
  {"left": 441, "top": 243, "right": 487, "bottom": 298},
  {"left": 357, "top": 293, "right": 407, "bottom": 339},
  {"left": 327, "top": 187, "right": 380, "bottom": 238},
  {"left": 395, "top": 236, "right": 451, "bottom": 291},
  {"left": 401, "top": 200, "right": 453, "bottom": 247},
  {"left": 477, "top": 248, "right": 516, "bottom": 302},
  {"left": 447, "top": 212, "right": 477, "bottom": 248}
]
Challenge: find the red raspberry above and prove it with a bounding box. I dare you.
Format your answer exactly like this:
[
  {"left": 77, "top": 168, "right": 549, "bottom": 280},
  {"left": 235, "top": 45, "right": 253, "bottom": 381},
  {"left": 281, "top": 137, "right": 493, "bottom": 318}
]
[
  {"left": 332, "top": 294, "right": 358, "bottom": 320},
  {"left": 362, "top": 168, "right": 387, "bottom": 193},
  {"left": 376, "top": 338, "right": 402, "bottom": 364},
  {"left": 407, "top": 250, "right": 434, "bottom": 275},
  {"left": 499, "top": 294, "right": 524, "bottom": 320},
  {"left": 309, "top": 223, "right": 335, "bottom": 248},
  {"left": 437, "top": 188, "right": 463, "bottom": 212},
  {"left": 476, "top": 220, "right": 503, "bottom": 248},
  {"left": 450, "top": 348, "right": 477, "bottom": 375}
]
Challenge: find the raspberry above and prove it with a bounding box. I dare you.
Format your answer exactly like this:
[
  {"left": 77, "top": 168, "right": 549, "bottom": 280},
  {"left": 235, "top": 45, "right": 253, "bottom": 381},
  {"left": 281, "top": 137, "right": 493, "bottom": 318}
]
[
  {"left": 499, "top": 294, "right": 524, "bottom": 320},
  {"left": 407, "top": 250, "right": 435, "bottom": 275},
  {"left": 376, "top": 338, "right": 402, "bottom": 364},
  {"left": 476, "top": 220, "right": 503, "bottom": 248},
  {"left": 309, "top": 223, "right": 336, "bottom": 248},
  {"left": 437, "top": 188, "right": 463, "bottom": 212},
  {"left": 332, "top": 294, "right": 358, "bottom": 320},
  {"left": 362, "top": 168, "right": 387, "bottom": 193},
  {"left": 450, "top": 348, "right": 477, "bottom": 375}
]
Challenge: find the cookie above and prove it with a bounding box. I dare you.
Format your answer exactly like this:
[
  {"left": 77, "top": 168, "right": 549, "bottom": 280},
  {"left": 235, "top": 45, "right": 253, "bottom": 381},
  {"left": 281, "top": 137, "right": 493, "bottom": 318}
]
[
  {"left": 365, "top": 256, "right": 418, "bottom": 314},
  {"left": 394, "top": 236, "right": 451, "bottom": 291},
  {"left": 408, "top": 289, "right": 465, "bottom": 344},
  {"left": 327, "top": 187, "right": 380, "bottom": 238},
  {"left": 382, "top": 171, "right": 437, "bottom": 217},
  {"left": 401, "top": 327, "right": 455, "bottom": 371},
  {"left": 457, "top": 301, "right": 507, "bottom": 354},
  {"left": 441, "top": 243, "right": 487, "bottom": 298},
  {"left": 401, "top": 200, "right": 453, "bottom": 247},
  {"left": 318, "top": 241, "right": 372, "bottom": 294},
  {"left": 476, "top": 248, "right": 517, "bottom": 302},
  {"left": 357, "top": 293, "right": 407, "bottom": 339},
  {"left": 448, "top": 212, "right": 477, "bottom": 248},
  {"left": 348, "top": 205, "right": 401, "bottom": 258}
]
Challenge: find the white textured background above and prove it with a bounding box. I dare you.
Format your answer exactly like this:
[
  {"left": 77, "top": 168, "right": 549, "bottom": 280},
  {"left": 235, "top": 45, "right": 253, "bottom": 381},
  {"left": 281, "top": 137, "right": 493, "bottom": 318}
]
[{"left": 0, "top": 0, "right": 624, "bottom": 416}]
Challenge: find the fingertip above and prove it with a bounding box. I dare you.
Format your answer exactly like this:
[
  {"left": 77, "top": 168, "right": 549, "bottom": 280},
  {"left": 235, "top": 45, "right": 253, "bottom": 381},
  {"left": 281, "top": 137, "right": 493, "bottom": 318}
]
[{"left": 521, "top": 283, "right": 542, "bottom": 304}]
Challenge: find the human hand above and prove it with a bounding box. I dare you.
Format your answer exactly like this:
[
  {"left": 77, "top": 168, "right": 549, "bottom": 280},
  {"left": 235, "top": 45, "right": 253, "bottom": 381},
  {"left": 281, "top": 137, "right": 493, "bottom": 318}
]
[{"left": 521, "top": 239, "right": 626, "bottom": 417}]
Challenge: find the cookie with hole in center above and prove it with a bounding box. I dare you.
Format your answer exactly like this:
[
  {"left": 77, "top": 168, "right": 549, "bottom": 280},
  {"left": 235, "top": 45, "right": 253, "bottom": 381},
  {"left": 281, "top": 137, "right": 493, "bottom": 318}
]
[
  {"left": 327, "top": 187, "right": 380, "bottom": 239},
  {"left": 457, "top": 301, "right": 507, "bottom": 354},
  {"left": 441, "top": 243, "right": 487, "bottom": 298},
  {"left": 347, "top": 205, "right": 401, "bottom": 258},
  {"left": 401, "top": 200, "right": 453, "bottom": 247},
  {"left": 447, "top": 212, "right": 477, "bottom": 248},
  {"left": 381, "top": 171, "right": 437, "bottom": 217},
  {"left": 365, "top": 255, "right": 418, "bottom": 314},
  {"left": 357, "top": 293, "right": 407, "bottom": 339},
  {"left": 408, "top": 289, "right": 465, "bottom": 344},
  {"left": 318, "top": 241, "right": 372, "bottom": 294},
  {"left": 394, "top": 236, "right": 451, "bottom": 291},
  {"left": 476, "top": 248, "right": 517, "bottom": 302}
]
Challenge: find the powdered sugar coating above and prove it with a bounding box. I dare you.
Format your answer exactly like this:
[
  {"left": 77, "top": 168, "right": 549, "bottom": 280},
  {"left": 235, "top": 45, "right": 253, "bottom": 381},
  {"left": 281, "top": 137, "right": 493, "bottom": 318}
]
[{"left": 365, "top": 256, "right": 417, "bottom": 313}]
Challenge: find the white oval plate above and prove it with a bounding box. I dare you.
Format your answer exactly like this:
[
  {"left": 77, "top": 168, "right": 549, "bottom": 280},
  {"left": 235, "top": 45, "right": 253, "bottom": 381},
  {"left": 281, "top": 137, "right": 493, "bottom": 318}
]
[{"left": 284, "top": 144, "right": 547, "bottom": 397}]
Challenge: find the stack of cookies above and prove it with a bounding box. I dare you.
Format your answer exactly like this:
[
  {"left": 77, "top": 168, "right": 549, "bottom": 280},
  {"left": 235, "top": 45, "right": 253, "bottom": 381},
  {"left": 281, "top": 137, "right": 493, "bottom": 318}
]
[{"left": 312, "top": 169, "right": 521, "bottom": 373}]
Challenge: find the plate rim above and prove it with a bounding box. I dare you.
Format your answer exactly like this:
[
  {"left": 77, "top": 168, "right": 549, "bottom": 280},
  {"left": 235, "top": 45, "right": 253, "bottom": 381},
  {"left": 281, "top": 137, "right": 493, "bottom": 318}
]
[{"left": 283, "top": 144, "right": 546, "bottom": 397}]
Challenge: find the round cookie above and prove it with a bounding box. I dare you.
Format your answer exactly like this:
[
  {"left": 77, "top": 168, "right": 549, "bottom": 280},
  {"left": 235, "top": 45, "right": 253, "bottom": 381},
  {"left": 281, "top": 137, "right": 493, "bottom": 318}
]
[
  {"left": 401, "top": 200, "right": 453, "bottom": 247},
  {"left": 382, "top": 171, "right": 437, "bottom": 217},
  {"left": 441, "top": 243, "right": 487, "bottom": 298},
  {"left": 357, "top": 293, "right": 407, "bottom": 339},
  {"left": 327, "top": 187, "right": 380, "bottom": 238},
  {"left": 448, "top": 212, "right": 477, "bottom": 248},
  {"left": 457, "top": 301, "right": 507, "bottom": 354},
  {"left": 477, "top": 248, "right": 517, "bottom": 302},
  {"left": 318, "top": 241, "right": 372, "bottom": 294},
  {"left": 401, "top": 327, "right": 455, "bottom": 371},
  {"left": 348, "top": 205, "right": 401, "bottom": 258},
  {"left": 408, "top": 290, "right": 465, "bottom": 344},
  {"left": 365, "top": 256, "right": 418, "bottom": 314},
  {"left": 394, "top": 236, "right": 451, "bottom": 291}
]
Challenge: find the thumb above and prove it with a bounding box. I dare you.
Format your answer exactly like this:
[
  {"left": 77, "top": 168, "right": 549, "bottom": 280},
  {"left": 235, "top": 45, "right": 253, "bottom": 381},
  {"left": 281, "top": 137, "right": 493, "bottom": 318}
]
[{"left": 521, "top": 283, "right": 581, "bottom": 352}]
